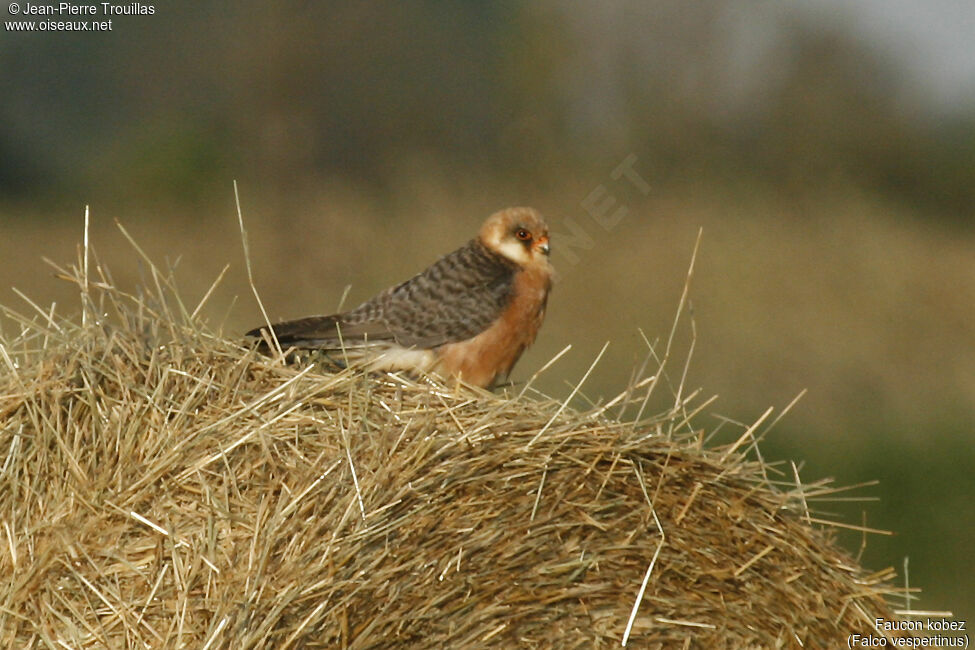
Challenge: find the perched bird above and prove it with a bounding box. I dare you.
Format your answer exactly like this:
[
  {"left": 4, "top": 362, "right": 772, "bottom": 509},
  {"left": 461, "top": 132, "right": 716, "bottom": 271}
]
[{"left": 246, "top": 207, "right": 553, "bottom": 388}]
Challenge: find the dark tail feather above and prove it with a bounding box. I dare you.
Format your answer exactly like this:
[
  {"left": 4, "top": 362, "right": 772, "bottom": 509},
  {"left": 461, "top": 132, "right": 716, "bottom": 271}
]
[{"left": 245, "top": 315, "right": 343, "bottom": 349}]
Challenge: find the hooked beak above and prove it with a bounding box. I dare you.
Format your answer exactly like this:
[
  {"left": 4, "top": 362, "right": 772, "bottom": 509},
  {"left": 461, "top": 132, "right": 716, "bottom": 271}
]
[{"left": 534, "top": 236, "right": 550, "bottom": 256}]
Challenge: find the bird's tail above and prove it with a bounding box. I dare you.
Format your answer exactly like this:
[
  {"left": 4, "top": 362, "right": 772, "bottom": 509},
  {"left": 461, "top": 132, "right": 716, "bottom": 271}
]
[{"left": 245, "top": 315, "right": 346, "bottom": 349}]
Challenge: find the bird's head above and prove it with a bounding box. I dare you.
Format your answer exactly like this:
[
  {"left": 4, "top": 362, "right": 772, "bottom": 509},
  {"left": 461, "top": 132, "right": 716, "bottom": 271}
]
[{"left": 479, "top": 207, "right": 551, "bottom": 268}]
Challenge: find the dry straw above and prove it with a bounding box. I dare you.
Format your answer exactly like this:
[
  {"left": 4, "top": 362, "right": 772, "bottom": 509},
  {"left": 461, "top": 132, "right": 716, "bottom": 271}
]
[{"left": 0, "top": 226, "right": 912, "bottom": 648}]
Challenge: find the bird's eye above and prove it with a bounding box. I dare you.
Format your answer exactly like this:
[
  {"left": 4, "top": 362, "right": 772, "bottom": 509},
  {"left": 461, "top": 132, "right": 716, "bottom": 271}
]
[{"left": 515, "top": 229, "right": 532, "bottom": 241}]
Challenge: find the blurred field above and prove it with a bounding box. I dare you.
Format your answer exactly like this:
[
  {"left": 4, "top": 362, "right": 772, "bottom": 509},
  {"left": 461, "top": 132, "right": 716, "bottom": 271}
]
[{"left": 2, "top": 177, "right": 972, "bottom": 619}]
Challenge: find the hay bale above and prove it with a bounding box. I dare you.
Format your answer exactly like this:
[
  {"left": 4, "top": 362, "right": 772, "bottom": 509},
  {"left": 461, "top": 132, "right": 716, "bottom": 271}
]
[{"left": 0, "top": 254, "right": 907, "bottom": 648}]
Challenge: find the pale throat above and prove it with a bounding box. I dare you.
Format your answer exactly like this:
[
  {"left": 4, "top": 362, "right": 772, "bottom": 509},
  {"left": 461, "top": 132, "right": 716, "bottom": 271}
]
[{"left": 493, "top": 238, "right": 533, "bottom": 266}]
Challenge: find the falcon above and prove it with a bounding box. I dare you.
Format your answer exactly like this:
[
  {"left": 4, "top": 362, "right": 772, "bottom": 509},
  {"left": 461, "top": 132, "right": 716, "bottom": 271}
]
[{"left": 246, "top": 207, "right": 553, "bottom": 388}]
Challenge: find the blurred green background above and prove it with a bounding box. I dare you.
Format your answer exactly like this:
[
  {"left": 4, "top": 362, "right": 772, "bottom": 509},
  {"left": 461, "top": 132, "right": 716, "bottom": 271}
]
[{"left": 2, "top": 0, "right": 972, "bottom": 623}]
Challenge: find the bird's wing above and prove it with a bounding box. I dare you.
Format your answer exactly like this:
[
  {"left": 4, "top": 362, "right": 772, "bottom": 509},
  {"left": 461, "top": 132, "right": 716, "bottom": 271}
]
[{"left": 247, "top": 240, "right": 517, "bottom": 350}]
